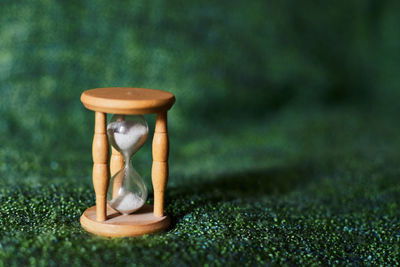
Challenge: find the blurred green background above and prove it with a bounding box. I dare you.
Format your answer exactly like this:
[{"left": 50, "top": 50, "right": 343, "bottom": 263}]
[{"left": 1, "top": 0, "right": 400, "bottom": 265}]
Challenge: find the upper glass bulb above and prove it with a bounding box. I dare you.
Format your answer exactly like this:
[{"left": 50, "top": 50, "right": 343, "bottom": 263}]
[{"left": 106, "top": 114, "right": 148, "bottom": 215}]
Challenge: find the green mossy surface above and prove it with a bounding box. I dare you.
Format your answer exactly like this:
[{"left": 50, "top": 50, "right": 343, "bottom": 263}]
[
  {"left": 1, "top": 108, "right": 400, "bottom": 266},
  {"left": 1, "top": 1, "right": 400, "bottom": 266}
]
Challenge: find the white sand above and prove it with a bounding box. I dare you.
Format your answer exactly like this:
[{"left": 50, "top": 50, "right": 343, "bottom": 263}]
[
  {"left": 110, "top": 121, "right": 147, "bottom": 150},
  {"left": 107, "top": 120, "right": 148, "bottom": 157},
  {"left": 109, "top": 191, "right": 145, "bottom": 215}
]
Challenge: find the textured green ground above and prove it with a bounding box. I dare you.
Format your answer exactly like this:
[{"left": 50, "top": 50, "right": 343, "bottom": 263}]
[
  {"left": 1, "top": 107, "right": 399, "bottom": 266},
  {"left": 1, "top": 0, "right": 400, "bottom": 266}
]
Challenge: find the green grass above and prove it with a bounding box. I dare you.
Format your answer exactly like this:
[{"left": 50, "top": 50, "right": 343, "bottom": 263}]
[{"left": 1, "top": 107, "right": 399, "bottom": 266}]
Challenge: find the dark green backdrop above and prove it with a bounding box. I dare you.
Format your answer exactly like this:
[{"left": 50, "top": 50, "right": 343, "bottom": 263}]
[{"left": 0, "top": 1, "right": 399, "bottom": 266}]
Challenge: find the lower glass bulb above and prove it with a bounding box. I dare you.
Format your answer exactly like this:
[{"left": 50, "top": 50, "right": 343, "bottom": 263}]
[{"left": 107, "top": 163, "right": 148, "bottom": 214}]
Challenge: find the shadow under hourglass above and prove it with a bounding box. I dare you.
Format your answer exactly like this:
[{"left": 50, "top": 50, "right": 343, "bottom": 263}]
[{"left": 164, "top": 163, "right": 317, "bottom": 227}]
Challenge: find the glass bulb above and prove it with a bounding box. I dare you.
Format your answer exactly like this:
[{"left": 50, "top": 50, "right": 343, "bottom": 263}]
[{"left": 106, "top": 114, "right": 148, "bottom": 215}]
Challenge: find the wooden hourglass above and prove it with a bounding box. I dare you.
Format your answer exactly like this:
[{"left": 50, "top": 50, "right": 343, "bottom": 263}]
[{"left": 80, "top": 87, "right": 175, "bottom": 237}]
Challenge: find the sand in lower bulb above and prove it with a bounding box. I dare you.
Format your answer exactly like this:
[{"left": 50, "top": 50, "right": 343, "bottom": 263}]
[{"left": 108, "top": 191, "right": 145, "bottom": 214}]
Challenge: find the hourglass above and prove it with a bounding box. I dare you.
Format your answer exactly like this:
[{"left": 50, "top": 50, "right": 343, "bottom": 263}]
[{"left": 80, "top": 87, "right": 175, "bottom": 237}]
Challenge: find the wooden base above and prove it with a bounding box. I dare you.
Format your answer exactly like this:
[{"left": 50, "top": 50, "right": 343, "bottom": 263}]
[{"left": 80, "top": 204, "right": 170, "bottom": 237}]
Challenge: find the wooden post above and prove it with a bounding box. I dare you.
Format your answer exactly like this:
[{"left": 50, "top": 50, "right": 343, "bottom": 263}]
[
  {"left": 110, "top": 146, "right": 124, "bottom": 198},
  {"left": 92, "top": 112, "right": 109, "bottom": 221},
  {"left": 152, "top": 111, "right": 169, "bottom": 217}
]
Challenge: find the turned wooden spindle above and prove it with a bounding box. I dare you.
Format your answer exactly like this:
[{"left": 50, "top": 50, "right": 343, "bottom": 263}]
[
  {"left": 110, "top": 115, "right": 125, "bottom": 198},
  {"left": 110, "top": 146, "right": 124, "bottom": 198},
  {"left": 152, "top": 111, "right": 169, "bottom": 217},
  {"left": 92, "top": 112, "right": 110, "bottom": 222}
]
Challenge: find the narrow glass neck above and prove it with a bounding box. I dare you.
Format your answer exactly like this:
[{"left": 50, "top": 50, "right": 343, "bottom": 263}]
[{"left": 123, "top": 153, "right": 133, "bottom": 169}]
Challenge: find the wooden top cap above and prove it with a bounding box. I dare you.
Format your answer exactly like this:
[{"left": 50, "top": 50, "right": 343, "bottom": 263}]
[{"left": 80, "top": 87, "right": 175, "bottom": 114}]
